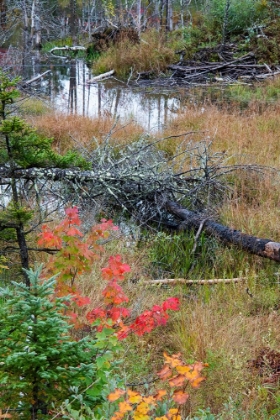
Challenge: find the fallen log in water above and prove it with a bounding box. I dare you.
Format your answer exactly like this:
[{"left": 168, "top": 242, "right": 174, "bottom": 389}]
[
  {"left": 165, "top": 200, "right": 280, "bottom": 262},
  {"left": 87, "top": 70, "right": 115, "bottom": 83},
  {"left": 49, "top": 45, "right": 86, "bottom": 57},
  {"left": 21, "top": 70, "right": 51, "bottom": 87}
]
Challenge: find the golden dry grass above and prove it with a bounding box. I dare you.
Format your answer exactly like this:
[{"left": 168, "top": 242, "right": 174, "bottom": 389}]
[
  {"left": 160, "top": 103, "right": 280, "bottom": 241},
  {"left": 167, "top": 282, "right": 280, "bottom": 415},
  {"left": 162, "top": 105, "right": 280, "bottom": 168},
  {"left": 28, "top": 112, "right": 144, "bottom": 154}
]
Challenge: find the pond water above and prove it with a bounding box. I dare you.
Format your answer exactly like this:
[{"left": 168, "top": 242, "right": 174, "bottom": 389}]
[{"left": 22, "top": 56, "right": 194, "bottom": 131}]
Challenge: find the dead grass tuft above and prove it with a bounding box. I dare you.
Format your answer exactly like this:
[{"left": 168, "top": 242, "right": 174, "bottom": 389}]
[{"left": 28, "top": 112, "right": 144, "bottom": 154}]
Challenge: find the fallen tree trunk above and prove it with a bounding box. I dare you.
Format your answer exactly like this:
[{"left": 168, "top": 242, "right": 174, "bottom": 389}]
[
  {"left": 143, "top": 277, "right": 246, "bottom": 285},
  {"left": 49, "top": 45, "right": 86, "bottom": 54},
  {"left": 166, "top": 200, "right": 280, "bottom": 262},
  {"left": 21, "top": 70, "right": 51, "bottom": 87},
  {"left": 1, "top": 164, "right": 279, "bottom": 263},
  {"left": 49, "top": 45, "right": 86, "bottom": 58},
  {"left": 87, "top": 70, "right": 115, "bottom": 83}
]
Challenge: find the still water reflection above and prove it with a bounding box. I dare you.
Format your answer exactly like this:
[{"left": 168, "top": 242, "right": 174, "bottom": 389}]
[{"left": 26, "top": 57, "right": 186, "bottom": 131}]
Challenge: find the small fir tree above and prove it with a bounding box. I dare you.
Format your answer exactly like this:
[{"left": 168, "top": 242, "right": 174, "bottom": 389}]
[{"left": 0, "top": 266, "right": 107, "bottom": 419}]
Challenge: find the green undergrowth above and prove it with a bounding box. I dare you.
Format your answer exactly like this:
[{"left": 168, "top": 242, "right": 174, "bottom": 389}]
[
  {"left": 226, "top": 78, "right": 280, "bottom": 109},
  {"left": 146, "top": 229, "right": 278, "bottom": 281},
  {"left": 19, "top": 98, "right": 51, "bottom": 117},
  {"left": 42, "top": 37, "right": 73, "bottom": 52}
]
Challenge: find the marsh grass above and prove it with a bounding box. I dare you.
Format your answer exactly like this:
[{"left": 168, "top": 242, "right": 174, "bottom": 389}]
[
  {"left": 28, "top": 112, "right": 144, "bottom": 154},
  {"left": 19, "top": 97, "right": 51, "bottom": 116},
  {"left": 92, "top": 29, "right": 177, "bottom": 78},
  {"left": 26, "top": 77, "right": 280, "bottom": 417}
]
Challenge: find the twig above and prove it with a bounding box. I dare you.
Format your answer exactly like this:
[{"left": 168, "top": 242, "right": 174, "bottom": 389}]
[{"left": 191, "top": 219, "right": 207, "bottom": 254}]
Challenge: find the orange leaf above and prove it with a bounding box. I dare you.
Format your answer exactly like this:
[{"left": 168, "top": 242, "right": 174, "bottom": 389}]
[
  {"left": 182, "top": 370, "right": 199, "bottom": 382},
  {"left": 157, "top": 365, "right": 172, "bottom": 380},
  {"left": 168, "top": 408, "right": 180, "bottom": 415},
  {"left": 153, "top": 389, "right": 167, "bottom": 401},
  {"left": 111, "top": 413, "right": 124, "bottom": 420},
  {"left": 118, "top": 401, "right": 133, "bottom": 413},
  {"left": 190, "top": 376, "right": 206, "bottom": 389},
  {"left": 172, "top": 390, "right": 189, "bottom": 405},
  {"left": 168, "top": 374, "right": 186, "bottom": 387},
  {"left": 192, "top": 361, "right": 205, "bottom": 372},
  {"left": 107, "top": 389, "right": 125, "bottom": 402},
  {"left": 163, "top": 352, "right": 182, "bottom": 368},
  {"left": 143, "top": 396, "right": 156, "bottom": 405}
]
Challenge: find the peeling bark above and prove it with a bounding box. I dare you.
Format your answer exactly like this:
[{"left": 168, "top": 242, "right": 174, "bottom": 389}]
[{"left": 166, "top": 200, "right": 280, "bottom": 262}]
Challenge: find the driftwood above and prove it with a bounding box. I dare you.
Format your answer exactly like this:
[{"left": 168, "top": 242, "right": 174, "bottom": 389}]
[
  {"left": 168, "top": 52, "right": 280, "bottom": 84},
  {"left": 143, "top": 277, "right": 246, "bottom": 285},
  {"left": 21, "top": 70, "right": 51, "bottom": 87},
  {"left": 136, "top": 44, "right": 280, "bottom": 86},
  {"left": 87, "top": 70, "right": 115, "bottom": 83},
  {"left": 165, "top": 200, "right": 280, "bottom": 262},
  {"left": 49, "top": 45, "right": 86, "bottom": 57}
]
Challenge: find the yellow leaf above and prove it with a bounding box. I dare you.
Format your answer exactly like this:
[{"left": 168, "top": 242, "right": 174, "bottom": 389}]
[
  {"left": 183, "top": 370, "right": 199, "bottom": 381},
  {"left": 155, "top": 417, "right": 169, "bottom": 420},
  {"left": 176, "top": 365, "right": 191, "bottom": 375},
  {"left": 127, "top": 390, "right": 143, "bottom": 404},
  {"left": 134, "top": 401, "right": 150, "bottom": 414},
  {"left": 133, "top": 414, "right": 150, "bottom": 420},
  {"left": 167, "top": 408, "right": 181, "bottom": 420},
  {"left": 168, "top": 408, "right": 179, "bottom": 414},
  {"left": 163, "top": 352, "right": 182, "bottom": 367}
]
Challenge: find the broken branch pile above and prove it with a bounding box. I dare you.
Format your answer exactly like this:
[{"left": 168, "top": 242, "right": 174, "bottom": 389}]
[
  {"left": 136, "top": 44, "right": 280, "bottom": 87},
  {"left": 168, "top": 52, "right": 280, "bottom": 84}
]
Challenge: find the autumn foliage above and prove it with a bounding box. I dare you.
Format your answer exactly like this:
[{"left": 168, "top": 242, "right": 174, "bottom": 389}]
[
  {"left": 37, "top": 207, "right": 180, "bottom": 336},
  {"left": 37, "top": 207, "right": 206, "bottom": 418},
  {"left": 108, "top": 352, "right": 208, "bottom": 420}
]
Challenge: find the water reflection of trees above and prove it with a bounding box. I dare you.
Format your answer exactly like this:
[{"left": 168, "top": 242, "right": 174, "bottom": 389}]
[{"left": 17, "top": 56, "right": 183, "bottom": 130}]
